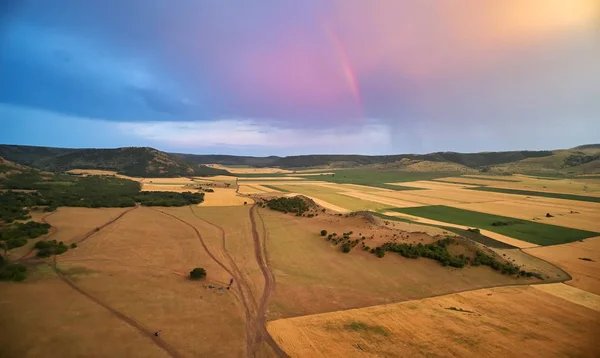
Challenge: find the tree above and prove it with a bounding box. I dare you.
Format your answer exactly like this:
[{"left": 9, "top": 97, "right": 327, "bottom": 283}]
[
  {"left": 320, "top": 230, "right": 328, "bottom": 236},
  {"left": 341, "top": 243, "right": 351, "bottom": 253},
  {"left": 189, "top": 267, "right": 207, "bottom": 280}
]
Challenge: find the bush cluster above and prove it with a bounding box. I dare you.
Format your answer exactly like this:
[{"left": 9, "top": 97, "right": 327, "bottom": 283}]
[
  {"left": 34, "top": 240, "right": 70, "bottom": 258},
  {"left": 0, "top": 261, "right": 27, "bottom": 282},
  {"left": 0, "top": 221, "right": 51, "bottom": 251},
  {"left": 266, "top": 197, "right": 309, "bottom": 215},
  {"left": 324, "top": 230, "right": 362, "bottom": 253}
]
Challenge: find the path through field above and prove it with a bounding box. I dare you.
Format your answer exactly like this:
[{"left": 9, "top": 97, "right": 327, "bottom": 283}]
[
  {"left": 33, "top": 206, "right": 186, "bottom": 358},
  {"left": 154, "top": 205, "right": 288, "bottom": 357}
]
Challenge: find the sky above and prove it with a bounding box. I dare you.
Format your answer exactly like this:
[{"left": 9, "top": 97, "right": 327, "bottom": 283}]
[{"left": 1, "top": 0, "right": 599, "bottom": 156}]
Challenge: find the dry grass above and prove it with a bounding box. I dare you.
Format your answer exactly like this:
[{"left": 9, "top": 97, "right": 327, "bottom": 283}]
[
  {"left": 206, "top": 164, "right": 292, "bottom": 174},
  {"left": 260, "top": 209, "right": 541, "bottom": 320},
  {"left": 1, "top": 207, "right": 247, "bottom": 357},
  {"left": 67, "top": 169, "right": 144, "bottom": 182},
  {"left": 339, "top": 191, "right": 424, "bottom": 208},
  {"left": 268, "top": 285, "right": 600, "bottom": 358},
  {"left": 388, "top": 180, "right": 476, "bottom": 190},
  {"left": 200, "top": 188, "right": 254, "bottom": 206},
  {"left": 141, "top": 184, "right": 201, "bottom": 193},
  {"left": 524, "top": 237, "right": 600, "bottom": 295},
  {"left": 532, "top": 283, "right": 600, "bottom": 312}
]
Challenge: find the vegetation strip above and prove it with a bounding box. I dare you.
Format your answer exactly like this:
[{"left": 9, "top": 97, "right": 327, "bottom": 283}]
[
  {"left": 467, "top": 186, "right": 600, "bottom": 203},
  {"left": 390, "top": 206, "right": 599, "bottom": 246}
]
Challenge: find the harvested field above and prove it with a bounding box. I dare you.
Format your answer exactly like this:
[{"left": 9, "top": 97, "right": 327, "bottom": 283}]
[
  {"left": 268, "top": 184, "right": 390, "bottom": 212},
  {"left": 141, "top": 184, "right": 201, "bottom": 193},
  {"left": 532, "top": 283, "right": 600, "bottom": 312},
  {"left": 206, "top": 164, "right": 292, "bottom": 174},
  {"left": 268, "top": 285, "right": 600, "bottom": 358},
  {"left": 238, "top": 177, "right": 307, "bottom": 181},
  {"left": 338, "top": 191, "right": 424, "bottom": 208},
  {"left": 238, "top": 185, "right": 269, "bottom": 194},
  {"left": 67, "top": 169, "right": 143, "bottom": 182},
  {"left": 200, "top": 188, "right": 254, "bottom": 206},
  {"left": 260, "top": 209, "right": 541, "bottom": 320},
  {"left": 283, "top": 193, "right": 350, "bottom": 213},
  {"left": 388, "top": 180, "right": 476, "bottom": 190},
  {"left": 468, "top": 186, "right": 600, "bottom": 202},
  {"left": 524, "top": 237, "right": 600, "bottom": 295}
]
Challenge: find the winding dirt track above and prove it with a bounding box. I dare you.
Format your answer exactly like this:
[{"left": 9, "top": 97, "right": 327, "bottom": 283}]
[
  {"left": 41, "top": 206, "right": 184, "bottom": 358},
  {"left": 54, "top": 268, "right": 183, "bottom": 358},
  {"left": 249, "top": 204, "right": 290, "bottom": 358}
]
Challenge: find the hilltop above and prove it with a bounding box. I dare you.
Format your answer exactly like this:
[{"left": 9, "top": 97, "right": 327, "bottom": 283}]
[{"left": 0, "top": 145, "right": 230, "bottom": 178}]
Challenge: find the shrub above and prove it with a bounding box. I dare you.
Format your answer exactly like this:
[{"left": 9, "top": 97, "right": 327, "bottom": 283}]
[
  {"left": 0, "top": 262, "right": 27, "bottom": 282},
  {"left": 34, "top": 240, "right": 69, "bottom": 257},
  {"left": 341, "top": 243, "right": 351, "bottom": 253},
  {"left": 320, "top": 230, "right": 328, "bottom": 236},
  {"left": 189, "top": 267, "right": 207, "bottom": 280}
]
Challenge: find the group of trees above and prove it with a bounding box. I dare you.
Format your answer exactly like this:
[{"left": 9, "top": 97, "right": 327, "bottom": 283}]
[
  {"left": 0, "top": 261, "right": 27, "bottom": 282},
  {"left": 322, "top": 230, "right": 366, "bottom": 253},
  {"left": 0, "top": 221, "right": 51, "bottom": 252},
  {"left": 0, "top": 169, "right": 206, "bottom": 215},
  {"left": 34, "top": 240, "right": 72, "bottom": 258},
  {"left": 265, "top": 197, "right": 309, "bottom": 215},
  {"left": 367, "top": 238, "right": 541, "bottom": 278}
]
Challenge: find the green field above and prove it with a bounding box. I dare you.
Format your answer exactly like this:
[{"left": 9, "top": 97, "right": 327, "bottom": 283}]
[
  {"left": 467, "top": 187, "right": 600, "bottom": 203},
  {"left": 389, "top": 205, "right": 599, "bottom": 246}
]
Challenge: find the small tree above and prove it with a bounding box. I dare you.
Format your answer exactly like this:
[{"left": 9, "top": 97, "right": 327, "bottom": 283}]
[
  {"left": 341, "top": 243, "right": 351, "bottom": 253},
  {"left": 189, "top": 267, "right": 207, "bottom": 280},
  {"left": 320, "top": 230, "right": 328, "bottom": 236}
]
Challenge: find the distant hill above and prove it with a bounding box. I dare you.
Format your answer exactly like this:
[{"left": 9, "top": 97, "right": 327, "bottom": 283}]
[
  {"left": 2, "top": 144, "right": 598, "bottom": 176},
  {"left": 174, "top": 150, "right": 554, "bottom": 169},
  {"left": 0, "top": 145, "right": 230, "bottom": 177}
]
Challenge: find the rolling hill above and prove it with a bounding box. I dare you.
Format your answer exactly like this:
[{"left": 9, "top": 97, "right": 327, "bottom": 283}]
[
  {"left": 0, "top": 145, "right": 230, "bottom": 177},
  {"left": 1, "top": 144, "right": 599, "bottom": 176}
]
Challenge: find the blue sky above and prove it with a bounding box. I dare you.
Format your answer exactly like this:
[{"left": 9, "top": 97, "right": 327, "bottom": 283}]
[{"left": 1, "top": 1, "right": 599, "bottom": 155}]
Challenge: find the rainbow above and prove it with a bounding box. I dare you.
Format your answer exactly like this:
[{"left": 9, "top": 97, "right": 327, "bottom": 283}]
[{"left": 322, "top": 21, "right": 363, "bottom": 114}]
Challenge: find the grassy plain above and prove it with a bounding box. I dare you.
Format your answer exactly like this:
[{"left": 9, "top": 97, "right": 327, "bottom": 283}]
[
  {"left": 391, "top": 206, "right": 599, "bottom": 246},
  {"left": 268, "top": 286, "right": 600, "bottom": 358}
]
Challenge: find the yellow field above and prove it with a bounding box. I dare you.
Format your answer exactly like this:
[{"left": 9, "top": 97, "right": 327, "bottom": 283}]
[
  {"left": 200, "top": 188, "right": 254, "bottom": 206},
  {"left": 141, "top": 184, "right": 201, "bottom": 193},
  {"left": 273, "top": 184, "right": 389, "bottom": 212},
  {"left": 268, "top": 286, "right": 600, "bottom": 358},
  {"left": 260, "top": 209, "right": 545, "bottom": 320},
  {"left": 524, "top": 237, "right": 600, "bottom": 295},
  {"left": 387, "top": 180, "right": 476, "bottom": 190},
  {"left": 205, "top": 164, "right": 292, "bottom": 174},
  {"left": 339, "top": 191, "right": 424, "bottom": 208}
]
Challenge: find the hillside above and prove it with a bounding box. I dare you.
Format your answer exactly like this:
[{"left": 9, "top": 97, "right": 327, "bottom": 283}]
[
  {"left": 490, "top": 148, "right": 600, "bottom": 175},
  {"left": 0, "top": 145, "right": 230, "bottom": 178},
  {"left": 175, "top": 150, "right": 555, "bottom": 169}
]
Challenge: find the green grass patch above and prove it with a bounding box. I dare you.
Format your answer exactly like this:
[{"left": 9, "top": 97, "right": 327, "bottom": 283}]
[
  {"left": 262, "top": 185, "right": 289, "bottom": 192},
  {"left": 467, "top": 186, "right": 600, "bottom": 203},
  {"left": 390, "top": 205, "right": 599, "bottom": 246},
  {"left": 344, "top": 321, "right": 389, "bottom": 336},
  {"left": 235, "top": 173, "right": 290, "bottom": 178}
]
